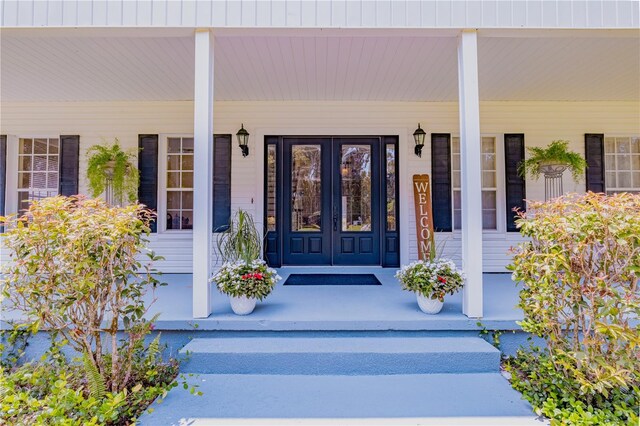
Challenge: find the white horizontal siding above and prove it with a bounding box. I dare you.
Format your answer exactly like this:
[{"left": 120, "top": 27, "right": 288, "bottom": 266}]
[
  {"left": 2, "top": 1, "right": 638, "bottom": 29},
  {"left": 1, "top": 100, "right": 639, "bottom": 272}
]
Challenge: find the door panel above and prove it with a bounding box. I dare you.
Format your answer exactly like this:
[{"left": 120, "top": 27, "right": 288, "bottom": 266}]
[
  {"left": 282, "top": 138, "right": 331, "bottom": 265},
  {"left": 332, "top": 138, "right": 381, "bottom": 265}
]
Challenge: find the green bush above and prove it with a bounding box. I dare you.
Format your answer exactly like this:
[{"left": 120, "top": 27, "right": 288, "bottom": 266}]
[
  {"left": 508, "top": 192, "right": 640, "bottom": 424},
  {"left": 1, "top": 196, "right": 162, "bottom": 394}
]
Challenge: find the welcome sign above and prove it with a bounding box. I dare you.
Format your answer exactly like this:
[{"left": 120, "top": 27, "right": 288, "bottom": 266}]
[{"left": 413, "top": 174, "right": 435, "bottom": 261}]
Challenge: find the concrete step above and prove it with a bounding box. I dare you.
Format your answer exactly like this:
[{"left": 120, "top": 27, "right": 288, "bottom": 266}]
[
  {"left": 139, "top": 373, "right": 536, "bottom": 425},
  {"left": 180, "top": 336, "right": 500, "bottom": 375}
]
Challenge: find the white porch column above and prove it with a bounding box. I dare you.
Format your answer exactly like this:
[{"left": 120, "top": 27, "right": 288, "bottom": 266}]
[
  {"left": 457, "top": 30, "right": 483, "bottom": 318},
  {"left": 192, "top": 29, "right": 214, "bottom": 318}
]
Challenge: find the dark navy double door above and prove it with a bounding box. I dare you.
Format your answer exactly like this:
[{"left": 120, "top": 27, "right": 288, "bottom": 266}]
[{"left": 283, "top": 137, "right": 381, "bottom": 265}]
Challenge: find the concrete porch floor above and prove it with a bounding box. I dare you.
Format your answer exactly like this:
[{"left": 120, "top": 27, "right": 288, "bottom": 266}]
[{"left": 146, "top": 269, "right": 524, "bottom": 331}]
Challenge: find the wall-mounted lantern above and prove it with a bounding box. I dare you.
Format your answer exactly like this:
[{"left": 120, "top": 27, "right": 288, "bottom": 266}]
[
  {"left": 236, "top": 124, "right": 250, "bottom": 157},
  {"left": 413, "top": 124, "right": 426, "bottom": 157}
]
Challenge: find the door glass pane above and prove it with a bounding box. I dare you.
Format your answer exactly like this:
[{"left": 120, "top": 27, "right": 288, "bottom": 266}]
[
  {"left": 386, "top": 144, "right": 396, "bottom": 231},
  {"left": 267, "top": 145, "right": 277, "bottom": 231},
  {"left": 341, "top": 145, "right": 371, "bottom": 232},
  {"left": 291, "top": 145, "right": 322, "bottom": 232}
]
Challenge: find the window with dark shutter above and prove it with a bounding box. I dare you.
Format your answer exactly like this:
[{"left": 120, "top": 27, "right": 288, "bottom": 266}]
[
  {"left": 504, "top": 134, "right": 526, "bottom": 232},
  {"left": 585, "top": 134, "right": 605, "bottom": 193},
  {"left": 138, "top": 134, "right": 159, "bottom": 232},
  {"left": 431, "top": 133, "right": 452, "bottom": 232},
  {"left": 213, "top": 134, "right": 232, "bottom": 232},
  {"left": 59, "top": 135, "right": 80, "bottom": 196}
]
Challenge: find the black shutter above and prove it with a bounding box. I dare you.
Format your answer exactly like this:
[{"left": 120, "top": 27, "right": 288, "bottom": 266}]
[
  {"left": 138, "top": 134, "right": 159, "bottom": 232},
  {"left": 59, "top": 135, "right": 80, "bottom": 196},
  {"left": 585, "top": 134, "right": 605, "bottom": 193},
  {"left": 0, "top": 135, "right": 6, "bottom": 219},
  {"left": 431, "top": 133, "right": 452, "bottom": 232},
  {"left": 213, "top": 134, "right": 232, "bottom": 232},
  {"left": 504, "top": 134, "right": 527, "bottom": 232}
]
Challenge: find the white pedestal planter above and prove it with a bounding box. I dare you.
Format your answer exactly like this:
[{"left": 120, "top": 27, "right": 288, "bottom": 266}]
[
  {"left": 416, "top": 294, "right": 444, "bottom": 314},
  {"left": 229, "top": 296, "right": 257, "bottom": 315}
]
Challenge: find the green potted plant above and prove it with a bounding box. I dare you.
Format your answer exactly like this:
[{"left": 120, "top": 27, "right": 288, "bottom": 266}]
[
  {"left": 518, "top": 140, "right": 587, "bottom": 182},
  {"left": 395, "top": 259, "right": 465, "bottom": 314},
  {"left": 86, "top": 139, "right": 139, "bottom": 204},
  {"left": 212, "top": 210, "right": 280, "bottom": 315}
]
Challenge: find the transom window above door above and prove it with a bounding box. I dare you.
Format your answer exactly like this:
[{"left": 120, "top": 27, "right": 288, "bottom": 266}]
[{"left": 17, "top": 138, "right": 59, "bottom": 213}]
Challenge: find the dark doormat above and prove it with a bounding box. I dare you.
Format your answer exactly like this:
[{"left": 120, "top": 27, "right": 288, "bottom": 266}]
[{"left": 283, "top": 274, "right": 382, "bottom": 286}]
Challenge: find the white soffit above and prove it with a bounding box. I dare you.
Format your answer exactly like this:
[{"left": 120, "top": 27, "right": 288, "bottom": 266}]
[{"left": 1, "top": 34, "right": 638, "bottom": 102}]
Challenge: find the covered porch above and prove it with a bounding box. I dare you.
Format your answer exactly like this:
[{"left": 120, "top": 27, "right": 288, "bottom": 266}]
[{"left": 145, "top": 270, "right": 522, "bottom": 331}]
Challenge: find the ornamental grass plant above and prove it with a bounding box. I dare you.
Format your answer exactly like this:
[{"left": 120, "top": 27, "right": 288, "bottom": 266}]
[{"left": 507, "top": 192, "right": 640, "bottom": 425}]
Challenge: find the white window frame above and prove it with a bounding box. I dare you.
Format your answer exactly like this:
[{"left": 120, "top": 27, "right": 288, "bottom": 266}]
[
  {"left": 603, "top": 134, "right": 640, "bottom": 194},
  {"left": 158, "top": 134, "right": 195, "bottom": 234},
  {"left": 5, "top": 135, "right": 61, "bottom": 216},
  {"left": 450, "top": 133, "right": 506, "bottom": 239}
]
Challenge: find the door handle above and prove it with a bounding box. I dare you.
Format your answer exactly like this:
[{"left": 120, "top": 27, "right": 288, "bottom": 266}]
[{"left": 333, "top": 210, "right": 338, "bottom": 231}]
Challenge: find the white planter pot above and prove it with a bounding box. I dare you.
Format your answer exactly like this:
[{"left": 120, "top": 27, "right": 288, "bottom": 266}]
[
  {"left": 416, "top": 293, "right": 444, "bottom": 314},
  {"left": 229, "top": 295, "right": 257, "bottom": 315}
]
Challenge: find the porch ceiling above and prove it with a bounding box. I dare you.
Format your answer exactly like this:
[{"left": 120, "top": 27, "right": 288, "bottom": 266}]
[{"left": 1, "top": 32, "right": 638, "bottom": 102}]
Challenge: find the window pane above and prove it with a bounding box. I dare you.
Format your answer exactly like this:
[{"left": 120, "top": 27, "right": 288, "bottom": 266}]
[
  {"left": 452, "top": 171, "right": 460, "bottom": 188},
  {"left": 481, "top": 137, "right": 495, "bottom": 154},
  {"left": 633, "top": 172, "right": 640, "bottom": 187},
  {"left": 167, "top": 191, "right": 180, "bottom": 209},
  {"left": 18, "top": 173, "right": 30, "bottom": 188},
  {"left": 33, "top": 156, "right": 48, "bottom": 171},
  {"left": 167, "top": 172, "right": 180, "bottom": 188},
  {"left": 618, "top": 172, "right": 632, "bottom": 188},
  {"left": 386, "top": 144, "right": 396, "bottom": 231},
  {"left": 167, "top": 210, "right": 180, "bottom": 229},
  {"left": 451, "top": 138, "right": 460, "bottom": 153},
  {"left": 341, "top": 145, "right": 372, "bottom": 232},
  {"left": 632, "top": 155, "right": 640, "bottom": 171},
  {"left": 167, "top": 155, "right": 180, "bottom": 170},
  {"left": 453, "top": 210, "right": 461, "bottom": 230},
  {"left": 291, "top": 145, "right": 322, "bottom": 232},
  {"left": 482, "top": 153, "right": 495, "bottom": 170},
  {"left": 48, "top": 156, "right": 58, "bottom": 171},
  {"left": 482, "top": 210, "right": 497, "bottom": 230},
  {"left": 182, "top": 172, "right": 193, "bottom": 188},
  {"left": 452, "top": 153, "right": 460, "bottom": 171},
  {"left": 266, "top": 144, "right": 277, "bottom": 232},
  {"left": 605, "top": 154, "right": 615, "bottom": 170},
  {"left": 32, "top": 172, "right": 46, "bottom": 188},
  {"left": 631, "top": 138, "right": 640, "bottom": 154},
  {"left": 47, "top": 173, "right": 58, "bottom": 189},
  {"left": 453, "top": 190, "right": 461, "bottom": 209},
  {"left": 168, "top": 138, "right": 181, "bottom": 153},
  {"left": 181, "top": 210, "right": 193, "bottom": 229},
  {"left": 618, "top": 155, "right": 630, "bottom": 170},
  {"left": 49, "top": 139, "right": 59, "bottom": 154},
  {"left": 20, "top": 139, "right": 33, "bottom": 154},
  {"left": 617, "top": 138, "right": 630, "bottom": 154},
  {"left": 34, "top": 139, "right": 48, "bottom": 154},
  {"left": 605, "top": 137, "right": 615, "bottom": 153},
  {"left": 182, "top": 191, "right": 193, "bottom": 210},
  {"left": 482, "top": 171, "right": 496, "bottom": 187},
  {"left": 182, "top": 138, "right": 194, "bottom": 153},
  {"left": 19, "top": 156, "right": 31, "bottom": 172},
  {"left": 606, "top": 172, "right": 616, "bottom": 187},
  {"left": 181, "top": 154, "right": 194, "bottom": 171},
  {"left": 482, "top": 191, "right": 496, "bottom": 210}
]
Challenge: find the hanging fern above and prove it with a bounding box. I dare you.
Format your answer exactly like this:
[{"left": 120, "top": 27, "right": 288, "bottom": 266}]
[
  {"left": 86, "top": 139, "right": 139, "bottom": 203},
  {"left": 82, "top": 351, "right": 106, "bottom": 400},
  {"left": 518, "top": 140, "right": 587, "bottom": 182}
]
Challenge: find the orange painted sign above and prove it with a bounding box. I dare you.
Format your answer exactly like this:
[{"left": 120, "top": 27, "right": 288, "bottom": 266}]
[{"left": 413, "top": 174, "right": 435, "bottom": 261}]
